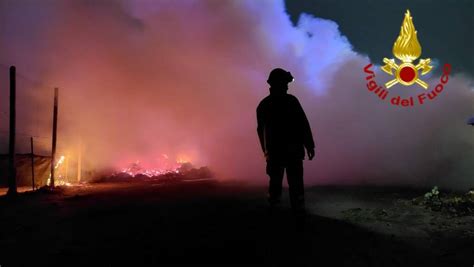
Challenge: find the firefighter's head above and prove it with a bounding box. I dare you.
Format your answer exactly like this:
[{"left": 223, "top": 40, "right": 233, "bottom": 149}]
[{"left": 267, "top": 68, "right": 294, "bottom": 89}]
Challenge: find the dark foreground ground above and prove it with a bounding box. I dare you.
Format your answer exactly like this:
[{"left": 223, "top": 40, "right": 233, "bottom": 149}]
[{"left": 0, "top": 180, "right": 472, "bottom": 266}]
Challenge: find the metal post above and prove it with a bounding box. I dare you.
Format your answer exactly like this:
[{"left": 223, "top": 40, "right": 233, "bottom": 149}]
[
  {"left": 50, "top": 87, "right": 58, "bottom": 187},
  {"left": 7, "top": 66, "right": 17, "bottom": 196}
]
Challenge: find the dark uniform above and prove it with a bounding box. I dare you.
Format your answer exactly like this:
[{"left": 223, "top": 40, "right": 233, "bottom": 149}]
[{"left": 257, "top": 68, "right": 315, "bottom": 211}]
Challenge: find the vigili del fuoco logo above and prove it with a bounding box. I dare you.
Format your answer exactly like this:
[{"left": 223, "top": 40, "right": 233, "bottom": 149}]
[{"left": 363, "top": 10, "right": 451, "bottom": 107}]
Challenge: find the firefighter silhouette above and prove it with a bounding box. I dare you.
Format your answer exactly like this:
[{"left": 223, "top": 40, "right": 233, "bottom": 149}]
[{"left": 257, "top": 68, "right": 315, "bottom": 212}]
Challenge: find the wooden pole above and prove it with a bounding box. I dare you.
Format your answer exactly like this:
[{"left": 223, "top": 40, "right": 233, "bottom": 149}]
[
  {"left": 50, "top": 87, "right": 58, "bottom": 187},
  {"left": 30, "top": 137, "right": 35, "bottom": 191},
  {"left": 7, "top": 66, "right": 17, "bottom": 196}
]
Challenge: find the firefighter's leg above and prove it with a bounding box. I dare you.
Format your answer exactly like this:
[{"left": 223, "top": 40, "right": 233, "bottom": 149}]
[
  {"left": 266, "top": 160, "right": 284, "bottom": 206},
  {"left": 286, "top": 160, "right": 305, "bottom": 211}
]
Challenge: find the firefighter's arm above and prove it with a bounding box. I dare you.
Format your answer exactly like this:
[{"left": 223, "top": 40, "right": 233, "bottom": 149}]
[{"left": 296, "top": 99, "right": 315, "bottom": 159}]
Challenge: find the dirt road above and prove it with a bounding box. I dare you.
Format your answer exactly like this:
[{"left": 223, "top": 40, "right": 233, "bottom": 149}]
[{"left": 0, "top": 181, "right": 472, "bottom": 266}]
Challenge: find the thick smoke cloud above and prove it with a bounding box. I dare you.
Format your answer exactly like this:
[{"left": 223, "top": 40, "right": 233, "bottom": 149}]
[{"left": 0, "top": 0, "right": 472, "bottom": 189}]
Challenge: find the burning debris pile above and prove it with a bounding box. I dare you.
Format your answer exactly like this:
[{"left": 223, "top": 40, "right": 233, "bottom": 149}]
[{"left": 95, "top": 161, "right": 214, "bottom": 184}]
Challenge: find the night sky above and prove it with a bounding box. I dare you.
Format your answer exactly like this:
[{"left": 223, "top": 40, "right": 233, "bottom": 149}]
[{"left": 286, "top": 0, "right": 474, "bottom": 76}]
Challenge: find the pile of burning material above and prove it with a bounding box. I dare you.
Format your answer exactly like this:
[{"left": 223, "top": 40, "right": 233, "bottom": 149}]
[
  {"left": 95, "top": 162, "right": 214, "bottom": 183},
  {"left": 411, "top": 186, "right": 474, "bottom": 216}
]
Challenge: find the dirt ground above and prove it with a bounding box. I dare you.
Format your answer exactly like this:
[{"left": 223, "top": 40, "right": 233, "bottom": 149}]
[{"left": 0, "top": 180, "right": 472, "bottom": 266}]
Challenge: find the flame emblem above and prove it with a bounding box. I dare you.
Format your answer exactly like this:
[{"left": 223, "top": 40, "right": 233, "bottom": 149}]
[{"left": 381, "top": 10, "right": 432, "bottom": 89}]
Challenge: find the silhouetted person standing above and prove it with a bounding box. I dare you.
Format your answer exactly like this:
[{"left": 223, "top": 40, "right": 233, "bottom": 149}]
[{"left": 257, "top": 68, "right": 315, "bottom": 213}]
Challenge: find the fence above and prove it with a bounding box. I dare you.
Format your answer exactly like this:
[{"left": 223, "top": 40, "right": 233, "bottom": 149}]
[{"left": 1, "top": 64, "right": 82, "bottom": 192}]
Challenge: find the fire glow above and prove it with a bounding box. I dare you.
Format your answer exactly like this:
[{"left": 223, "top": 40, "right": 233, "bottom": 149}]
[
  {"left": 119, "top": 154, "right": 190, "bottom": 177},
  {"left": 47, "top": 155, "right": 73, "bottom": 186}
]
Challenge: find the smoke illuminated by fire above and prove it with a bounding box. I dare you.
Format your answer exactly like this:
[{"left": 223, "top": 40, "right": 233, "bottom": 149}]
[{"left": 0, "top": 0, "right": 473, "bottom": 189}]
